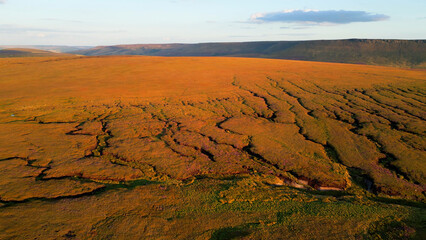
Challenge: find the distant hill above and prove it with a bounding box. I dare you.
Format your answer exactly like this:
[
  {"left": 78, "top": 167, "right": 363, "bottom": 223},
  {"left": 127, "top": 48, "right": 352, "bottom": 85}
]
[
  {"left": 73, "top": 39, "right": 426, "bottom": 68},
  {"left": 0, "top": 45, "right": 92, "bottom": 53},
  {"left": 0, "top": 48, "right": 76, "bottom": 58}
]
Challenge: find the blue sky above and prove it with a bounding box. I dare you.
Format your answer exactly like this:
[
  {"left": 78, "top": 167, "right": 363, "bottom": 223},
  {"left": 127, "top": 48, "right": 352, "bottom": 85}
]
[{"left": 0, "top": 0, "right": 425, "bottom": 46}]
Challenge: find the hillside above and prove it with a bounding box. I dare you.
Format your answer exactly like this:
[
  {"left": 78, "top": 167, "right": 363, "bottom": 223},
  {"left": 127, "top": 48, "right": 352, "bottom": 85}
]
[
  {"left": 0, "top": 56, "right": 425, "bottom": 239},
  {"left": 0, "top": 48, "right": 76, "bottom": 58},
  {"left": 73, "top": 39, "right": 426, "bottom": 68},
  {"left": 0, "top": 45, "right": 92, "bottom": 53}
]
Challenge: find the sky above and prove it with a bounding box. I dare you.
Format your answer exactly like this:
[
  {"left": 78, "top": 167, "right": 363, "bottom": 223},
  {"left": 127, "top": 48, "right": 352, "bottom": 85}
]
[{"left": 0, "top": 0, "right": 425, "bottom": 46}]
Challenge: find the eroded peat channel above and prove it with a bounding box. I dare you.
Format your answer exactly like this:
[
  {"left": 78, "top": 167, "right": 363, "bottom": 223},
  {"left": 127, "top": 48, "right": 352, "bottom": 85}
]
[{"left": 0, "top": 56, "right": 425, "bottom": 239}]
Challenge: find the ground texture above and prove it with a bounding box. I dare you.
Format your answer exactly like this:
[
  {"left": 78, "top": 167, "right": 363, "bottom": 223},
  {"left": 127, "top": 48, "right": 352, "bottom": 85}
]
[{"left": 0, "top": 56, "right": 425, "bottom": 239}]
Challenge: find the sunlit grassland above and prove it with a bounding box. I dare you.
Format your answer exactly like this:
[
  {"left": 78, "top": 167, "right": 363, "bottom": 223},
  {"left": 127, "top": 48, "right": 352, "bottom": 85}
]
[{"left": 0, "top": 56, "right": 425, "bottom": 239}]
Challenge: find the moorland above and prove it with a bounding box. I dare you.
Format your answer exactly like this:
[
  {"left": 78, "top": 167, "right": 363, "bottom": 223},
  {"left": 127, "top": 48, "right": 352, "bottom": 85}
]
[{"left": 0, "top": 55, "right": 425, "bottom": 239}]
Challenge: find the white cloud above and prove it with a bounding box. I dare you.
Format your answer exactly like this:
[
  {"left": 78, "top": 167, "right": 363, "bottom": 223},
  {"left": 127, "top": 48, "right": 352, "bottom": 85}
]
[{"left": 250, "top": 9, "right": 389, "bottom": 24}]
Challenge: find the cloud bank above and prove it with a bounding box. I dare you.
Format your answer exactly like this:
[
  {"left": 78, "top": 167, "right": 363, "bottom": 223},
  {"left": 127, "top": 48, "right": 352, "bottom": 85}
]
[
  {"left": 250, "top": 10, "right": 389, "bottom": 24},
  {"left": 0, "top": 0, "right": 5, "bottom": 4}
]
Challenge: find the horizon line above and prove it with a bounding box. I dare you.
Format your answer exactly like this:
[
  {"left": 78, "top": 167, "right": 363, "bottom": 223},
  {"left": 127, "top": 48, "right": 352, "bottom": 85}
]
[{"left": 1, "top": 38, "right": 425, "bottom": 47}]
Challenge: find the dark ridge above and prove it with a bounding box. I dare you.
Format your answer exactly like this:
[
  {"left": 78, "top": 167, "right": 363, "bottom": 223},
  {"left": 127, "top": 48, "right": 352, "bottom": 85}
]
[{"left": 73, "top": 39, "right": 426, "bottom": 68}]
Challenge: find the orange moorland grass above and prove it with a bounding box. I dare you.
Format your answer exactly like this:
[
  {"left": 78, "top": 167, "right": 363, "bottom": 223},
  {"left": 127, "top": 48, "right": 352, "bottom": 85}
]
[{"left": 0, "top": 56, "right": 425, "bottom": 239}]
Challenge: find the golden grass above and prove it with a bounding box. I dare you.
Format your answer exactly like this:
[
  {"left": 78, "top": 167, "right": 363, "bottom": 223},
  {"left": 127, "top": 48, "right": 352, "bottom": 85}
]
[{"left": 0, "top": 56, "right": 425, "bottom": 239}]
